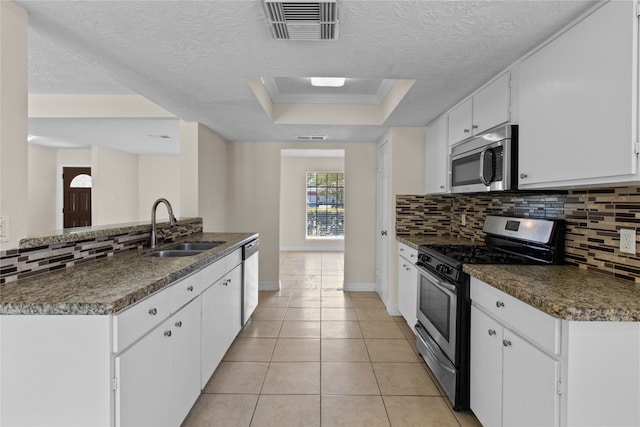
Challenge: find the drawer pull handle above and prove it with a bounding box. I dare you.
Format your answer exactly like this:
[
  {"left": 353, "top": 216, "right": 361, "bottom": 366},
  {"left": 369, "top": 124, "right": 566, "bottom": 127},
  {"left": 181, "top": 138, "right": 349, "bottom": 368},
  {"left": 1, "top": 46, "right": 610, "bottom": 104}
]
[
  {"left": 496, "top": 301, "right": 505, "bottom": 308},
  {"left": 175, "top": 321, "right": 183, "bottom": 328},
  {"left": 148, "top": 308, "right": 158, "bottom": 316},
  {"left": 187, "top": 285, "right": 194, "bottom": 292},
  {"left": 164, "top": 330, "right": 172, "bottom": 337},
  {"left": 503, "top": 339, "right": 511, "bottom": 347},
  {"left": 488, "top": 329, "right": 496, "bottom": 336}
]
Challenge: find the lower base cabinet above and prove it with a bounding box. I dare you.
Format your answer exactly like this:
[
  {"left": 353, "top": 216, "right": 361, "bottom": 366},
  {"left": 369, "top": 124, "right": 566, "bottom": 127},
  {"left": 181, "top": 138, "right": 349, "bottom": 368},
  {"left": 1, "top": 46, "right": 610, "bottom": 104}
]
[
  {"left": 471, "top": 305, "right": 559, "bottom": 427},
  {"left": 397, "top": 243, "right": 418, "bottom": 331},
  {"left": 0, "top": 248, "right": 250, "bottom": 427},
  {"left": 470, "top": 277, "right": 640, "bottom": 427},
  {"left": 201, "top": 265, "right": 242, "bottom": 387}
]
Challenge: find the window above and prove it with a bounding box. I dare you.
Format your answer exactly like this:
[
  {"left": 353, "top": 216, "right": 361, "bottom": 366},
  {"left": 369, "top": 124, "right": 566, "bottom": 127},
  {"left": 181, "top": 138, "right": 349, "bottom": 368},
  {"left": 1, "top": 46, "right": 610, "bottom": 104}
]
[
  {"left": 306, "top": 172, "right": 344, "bottom": 238},
  {"left": 69, "top": 174, "right": 92, "bottom": 188}
]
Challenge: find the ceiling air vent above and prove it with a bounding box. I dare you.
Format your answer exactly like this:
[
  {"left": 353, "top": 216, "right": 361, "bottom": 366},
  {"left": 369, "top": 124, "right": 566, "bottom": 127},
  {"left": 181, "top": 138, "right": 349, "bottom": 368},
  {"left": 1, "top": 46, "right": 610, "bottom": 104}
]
[
  {"left": 297, "top": 135, "right": 328, "bottom": 140},
  {"left": 264, "top": 0, "right": 338, "bottom": 41}
]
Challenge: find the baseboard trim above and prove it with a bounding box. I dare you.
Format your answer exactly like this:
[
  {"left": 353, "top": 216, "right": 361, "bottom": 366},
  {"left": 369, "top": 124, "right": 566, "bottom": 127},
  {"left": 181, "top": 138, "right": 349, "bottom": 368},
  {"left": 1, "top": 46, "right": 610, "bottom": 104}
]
[
  {"left": 384, "top": 302, "right": 401, "bottom": 316},
  {"left": 280, "top": 246, "right": 344, "bottom": 252},
  {"left": 343, "top": 282, "right": 376, "bottom": 292},
  {"left": 259, "top": 281, "right": 280, "bottom": 291}
]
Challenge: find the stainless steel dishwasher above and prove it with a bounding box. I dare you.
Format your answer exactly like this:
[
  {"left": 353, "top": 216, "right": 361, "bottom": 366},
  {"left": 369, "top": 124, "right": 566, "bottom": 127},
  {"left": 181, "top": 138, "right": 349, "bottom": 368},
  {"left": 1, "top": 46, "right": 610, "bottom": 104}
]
[{"left": 242, "top": 238, "right": 259, "bottom": 325}]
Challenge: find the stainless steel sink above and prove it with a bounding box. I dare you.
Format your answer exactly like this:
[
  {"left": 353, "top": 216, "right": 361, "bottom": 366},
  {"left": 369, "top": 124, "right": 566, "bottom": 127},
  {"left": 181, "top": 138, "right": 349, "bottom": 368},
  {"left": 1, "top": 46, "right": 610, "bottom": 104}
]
[
  {"left": 146, "top": 250, "right": 203, "bottom": 258},
  {"left": 165, "top": 241, "right": 224, "bottom": 251}
]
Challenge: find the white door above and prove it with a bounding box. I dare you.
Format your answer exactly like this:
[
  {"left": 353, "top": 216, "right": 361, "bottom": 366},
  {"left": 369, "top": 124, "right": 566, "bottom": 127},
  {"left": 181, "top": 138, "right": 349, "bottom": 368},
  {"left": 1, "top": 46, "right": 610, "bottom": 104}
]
[
  {"left": 376, "top": 141, "right": 389, "bottom": 300},
  {"left": 171, "top": 298, "right": 202, "bottom": 426},
  {"left": 115, "top": 319, "right": 173, "bottom": 427},
  {"left": 502, "top": 331, "right": 560, "bottom": 427}
]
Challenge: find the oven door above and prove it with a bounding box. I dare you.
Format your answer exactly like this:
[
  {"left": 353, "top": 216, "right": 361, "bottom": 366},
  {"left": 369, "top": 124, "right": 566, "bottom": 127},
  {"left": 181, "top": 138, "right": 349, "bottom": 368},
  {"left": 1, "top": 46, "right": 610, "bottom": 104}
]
[{"left": 416, "top": 264, "right": 458, "bottom": 363}]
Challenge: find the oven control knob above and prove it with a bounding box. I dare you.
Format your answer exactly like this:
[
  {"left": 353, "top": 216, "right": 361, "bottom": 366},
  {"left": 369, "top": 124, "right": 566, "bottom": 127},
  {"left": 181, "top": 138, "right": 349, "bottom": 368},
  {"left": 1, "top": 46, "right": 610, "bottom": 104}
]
[{"left": 437, "top": 264, "right": 452, "bottom": 275}]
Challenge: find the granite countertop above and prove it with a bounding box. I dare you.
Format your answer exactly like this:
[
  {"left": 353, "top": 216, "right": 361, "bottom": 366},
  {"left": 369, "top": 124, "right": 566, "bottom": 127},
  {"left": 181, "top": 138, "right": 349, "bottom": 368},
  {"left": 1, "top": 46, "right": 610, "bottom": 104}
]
[
  {"left": 464, "top": 264, "right": 640, "bottom": 322},
  {"left": 0, "top": 232, "right": 257, "bottom": 316},
  {"left": 397, "top": 234, "right": 477, "bottom": 249}
]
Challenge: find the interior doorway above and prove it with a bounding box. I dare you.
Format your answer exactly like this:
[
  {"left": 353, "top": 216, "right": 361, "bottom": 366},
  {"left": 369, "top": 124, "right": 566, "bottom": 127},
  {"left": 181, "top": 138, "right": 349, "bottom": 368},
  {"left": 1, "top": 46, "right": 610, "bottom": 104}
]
[{"left": 63, "top": 166, "right": 92, "bottom": 228}]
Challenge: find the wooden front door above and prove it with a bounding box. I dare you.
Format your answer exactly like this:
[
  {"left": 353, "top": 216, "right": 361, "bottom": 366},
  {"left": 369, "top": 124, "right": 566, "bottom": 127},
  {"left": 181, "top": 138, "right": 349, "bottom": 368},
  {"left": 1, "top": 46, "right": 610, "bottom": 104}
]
[{"left": 63, "top": 167, "right": 92, "bottom": 228}]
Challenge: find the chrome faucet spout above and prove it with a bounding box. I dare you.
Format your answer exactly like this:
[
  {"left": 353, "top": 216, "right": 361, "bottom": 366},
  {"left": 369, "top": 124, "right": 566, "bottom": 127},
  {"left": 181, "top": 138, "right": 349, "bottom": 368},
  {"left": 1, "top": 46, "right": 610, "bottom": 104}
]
[{"left": 150, "top": 198, "right": 177, "bottom": 249}]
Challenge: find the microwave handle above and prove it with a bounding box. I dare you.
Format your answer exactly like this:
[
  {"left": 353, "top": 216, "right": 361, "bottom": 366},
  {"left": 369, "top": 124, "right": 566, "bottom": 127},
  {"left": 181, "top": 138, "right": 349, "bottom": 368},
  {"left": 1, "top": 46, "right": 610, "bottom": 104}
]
[{"left": 479, "top": 147, "right": 495, "bottom": 186}]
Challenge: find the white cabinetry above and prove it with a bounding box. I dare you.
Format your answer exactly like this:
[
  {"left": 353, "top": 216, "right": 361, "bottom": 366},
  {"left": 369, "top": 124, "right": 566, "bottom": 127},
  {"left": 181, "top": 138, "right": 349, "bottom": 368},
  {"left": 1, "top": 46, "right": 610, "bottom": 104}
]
[
  {"left": 425, "top": 115, "right": 449, "bottom": 194},
  {"left": 470, "top": 276, "right": 640, "bottom": 427},
  {"left": 471, "top": 278, "right": 561, "bottom": 427},
  {"left": 518, "top": 1, "right": 638, "bottom": 189},
  {"left": 201, "top": 263, "right": 242, "bottom": 387},
  {"left": 0, "top": 245, "right": 253, "bottom": 427},
  {"left": 448, "top": 73, "right": 511, "bottom": 146},
  {"left": 397, "top": 243, "right": 418, "bottom": 331}
]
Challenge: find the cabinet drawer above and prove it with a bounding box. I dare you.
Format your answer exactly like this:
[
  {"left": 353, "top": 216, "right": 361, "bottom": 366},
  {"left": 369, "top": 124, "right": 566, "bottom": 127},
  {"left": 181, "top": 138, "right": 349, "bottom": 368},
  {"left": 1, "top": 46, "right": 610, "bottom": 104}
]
[
  {"left": 198, "top": 258, "right": 227, "bottom": 290},
  {"left": 226, "top": 248, "right": 242, "bottom": 271},
  {"left": 398, "top": 243, "right": 418, "bottom": 262},
  {"left": 170, "top": 274, "right": 201, "bottom": 313},
  {"left": 470, "top": 277, "right": 560, "bottom": 354},
  {"left": 113, "top": 289, "right": 171, "bottom": 353}
]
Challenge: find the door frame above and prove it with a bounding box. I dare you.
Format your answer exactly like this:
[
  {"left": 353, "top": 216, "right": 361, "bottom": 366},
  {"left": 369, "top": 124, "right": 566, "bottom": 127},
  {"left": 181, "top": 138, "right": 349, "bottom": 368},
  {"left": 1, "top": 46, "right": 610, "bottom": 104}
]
[
  {"left": 57, "top": 163, "right": 91, "bottom": 229},
  {"left": 376, "top": 140, "right": 389, "bottom": 303}
]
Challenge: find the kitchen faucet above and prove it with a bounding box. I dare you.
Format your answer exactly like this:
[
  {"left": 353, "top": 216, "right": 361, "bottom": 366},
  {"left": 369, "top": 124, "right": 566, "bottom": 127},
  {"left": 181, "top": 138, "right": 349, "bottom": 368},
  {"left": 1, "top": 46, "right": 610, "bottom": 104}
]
[{"left": 150, "top": 198, "right": 177, "bottom": 248}]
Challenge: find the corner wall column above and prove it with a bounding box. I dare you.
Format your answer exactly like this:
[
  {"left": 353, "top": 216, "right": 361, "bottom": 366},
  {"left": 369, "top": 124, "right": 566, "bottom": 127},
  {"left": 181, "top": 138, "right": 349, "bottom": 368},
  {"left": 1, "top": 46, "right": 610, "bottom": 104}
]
[{"left": 0, "top": 2, "right": 28, "bottom": 250}]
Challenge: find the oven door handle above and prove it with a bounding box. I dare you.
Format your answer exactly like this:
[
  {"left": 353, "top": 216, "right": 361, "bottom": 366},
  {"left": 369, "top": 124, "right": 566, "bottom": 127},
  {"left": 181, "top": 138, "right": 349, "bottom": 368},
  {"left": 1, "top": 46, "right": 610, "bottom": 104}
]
[{"left": 417, "top": 264, "right": 457, "bottom": 294}]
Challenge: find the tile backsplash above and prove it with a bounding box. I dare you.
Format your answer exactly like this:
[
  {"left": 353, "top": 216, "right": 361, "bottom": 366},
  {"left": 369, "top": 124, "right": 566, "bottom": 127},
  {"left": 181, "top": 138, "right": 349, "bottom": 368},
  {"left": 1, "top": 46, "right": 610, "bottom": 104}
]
[
  {"left": 0, "top": 218, "right": 203, "bottom": 284},
  {"left": 396, "top": 186, "right": 640, "bottom": 282}
]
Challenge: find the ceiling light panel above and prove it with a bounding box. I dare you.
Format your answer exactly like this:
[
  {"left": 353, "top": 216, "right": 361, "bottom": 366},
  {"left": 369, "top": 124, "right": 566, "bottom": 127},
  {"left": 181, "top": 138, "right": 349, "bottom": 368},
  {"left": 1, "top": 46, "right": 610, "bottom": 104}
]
[
  {"left": 311, "top": 77, "right": 345, "bottom": 87},
  {"left": 264, "top": 0, "right": 338, "bottom": 41}
]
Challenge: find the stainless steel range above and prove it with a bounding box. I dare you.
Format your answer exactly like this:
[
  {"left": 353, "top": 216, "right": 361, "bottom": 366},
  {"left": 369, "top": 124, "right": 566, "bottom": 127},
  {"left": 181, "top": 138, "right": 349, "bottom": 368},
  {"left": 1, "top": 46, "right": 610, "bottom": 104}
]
[{"left": 415, "top": 215, "right": 564, "bottom": 410}]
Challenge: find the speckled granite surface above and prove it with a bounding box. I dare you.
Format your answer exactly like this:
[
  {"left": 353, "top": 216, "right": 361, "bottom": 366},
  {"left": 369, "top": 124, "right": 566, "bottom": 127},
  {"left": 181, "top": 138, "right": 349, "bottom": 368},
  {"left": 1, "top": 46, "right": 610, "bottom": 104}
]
[
  {"left": 396, "top": 234, "right": 478, "bottom": 250},
  {"left": 0, "top": 232, "right": 257, "bottom": 315},
  {"left": 464, "top": 264, "right": 640, "bottom": 322}
]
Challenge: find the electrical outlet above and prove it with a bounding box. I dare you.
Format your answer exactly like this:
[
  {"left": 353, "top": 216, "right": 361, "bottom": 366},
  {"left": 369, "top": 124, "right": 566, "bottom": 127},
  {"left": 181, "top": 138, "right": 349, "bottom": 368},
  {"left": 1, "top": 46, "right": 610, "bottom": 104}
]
[
  {"left": 461, "top": 214, "right": 466, "bottom": 226},
  {"left": 620, "top": 228, "right": 636, "bottom": 254},
  {"left": 0, "top": 216, "right": 8, "bottom": 243}
]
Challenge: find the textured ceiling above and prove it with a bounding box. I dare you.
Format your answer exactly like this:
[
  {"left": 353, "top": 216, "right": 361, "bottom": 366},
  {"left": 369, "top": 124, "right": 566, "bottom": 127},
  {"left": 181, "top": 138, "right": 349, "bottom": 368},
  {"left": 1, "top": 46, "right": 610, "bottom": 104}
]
[{"left": 19, "top": 0, "right": 599, "bottom": 153}]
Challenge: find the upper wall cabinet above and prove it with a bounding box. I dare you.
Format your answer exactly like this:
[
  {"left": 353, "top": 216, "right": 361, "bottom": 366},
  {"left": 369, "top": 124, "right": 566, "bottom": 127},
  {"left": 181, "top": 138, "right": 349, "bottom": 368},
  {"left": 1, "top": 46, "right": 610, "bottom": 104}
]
[
  {"left": 448, "top": 73, "right": 511, "bottom": 146},
  {"left": 425, "top": 115, "right": 449, "bottom": 194},
  {"left": 518, "top": 1, "right": 638, "bottom": 189}
]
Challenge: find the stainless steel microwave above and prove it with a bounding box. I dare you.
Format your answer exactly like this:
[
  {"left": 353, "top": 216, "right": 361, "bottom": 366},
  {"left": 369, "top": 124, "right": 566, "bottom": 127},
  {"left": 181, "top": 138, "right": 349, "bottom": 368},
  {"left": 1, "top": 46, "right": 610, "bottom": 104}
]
[{"left": 449, "top": 124, "right": 517, "bottom": 193}]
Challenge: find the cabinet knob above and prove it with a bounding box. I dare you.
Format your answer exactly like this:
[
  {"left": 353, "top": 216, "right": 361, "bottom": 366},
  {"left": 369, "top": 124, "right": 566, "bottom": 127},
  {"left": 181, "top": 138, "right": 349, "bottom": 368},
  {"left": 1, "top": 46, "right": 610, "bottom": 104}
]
[
  {"left": 440, "top": 185, "right": 445, "bottom": 190},
  {"left": 406, "top": 267, "right": 411, "bottom": 271},
  {"left": 520, "top": 173, "right": 528, "bottom": 179},
  {"left": 503, "top": 339, "right": 512, "bottom": 347},
  {"left": 472, "top": 124, "right": 478, "bottom": 129},
  {"left": 175, "top": 321, "right": 183, "bottom": 328},
  {"left": 402, "top": 264, "right": 407, "bottom": 268},
  {"left": 488, "top": 329, "right": 496, "bottom": 336},
  {"left": 223, "top": 279, "right": 229, "bottom": 286},
  {"left": 164, "top": 330, "right": 172, "bottom": 337},
  {"left": 187, "top": 285, "right": 194, "bottom": 292},
  {"left": 463, "top": 128, "right": 470, "bottom": 134},
  {"left": 381, "top": 230, "right": 388, "bottom": 236},
  {"left": 496, "top": 301, "right": 505, "bottom": 308},
  {"left": 148, "top": 308, "right": 158, "bottom": 316},
  {"left": 410, "top": 254, "right": 415, "bottom": 258}
]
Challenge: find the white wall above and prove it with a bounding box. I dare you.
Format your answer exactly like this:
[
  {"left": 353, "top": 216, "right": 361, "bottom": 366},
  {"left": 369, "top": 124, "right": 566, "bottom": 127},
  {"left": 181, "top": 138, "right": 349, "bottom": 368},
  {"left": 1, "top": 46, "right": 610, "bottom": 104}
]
[
  {"left": 197, "top": 124, "right": 227, "bottom": 231},
  {"left": 27, "top": 145, "right": 57, "bottom": 233},
  {"left": 227, "top": 141, "right": 377, "bottom": 290},
  {"left": 0, "top": 2, "right": 28, "bottom": 250},
  {"left": 91, "top": 145, "right": 138, "bottom": 226},
  {"left": 386, "top": 127, "right": 426, "bottom": 307},
  {"left": 138, "top": 155, "right": 180, "bottom": 222},
  {"left": 280, "top": 155, "right": 345, "bottom": 251}
]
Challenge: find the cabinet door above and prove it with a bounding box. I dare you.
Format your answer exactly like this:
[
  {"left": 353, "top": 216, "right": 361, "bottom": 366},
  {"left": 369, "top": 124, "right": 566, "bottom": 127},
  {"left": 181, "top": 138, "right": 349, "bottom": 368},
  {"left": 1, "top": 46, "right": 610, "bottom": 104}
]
[
  {"left": 518, "top": 1, "right": 637, "bottom": 189},
  {"left": 472, "top": 73, "right": 510, "bottom": 135},
  {"left": 171, "top": 298, "right": 202, "bottom": 426},
  {"left": 201, "top": 276, "right": 226, "bottom": 388},
  {"left": 225, "top": 265, "right": 242, "bottom": 340},
  {"left": 115, "top": 319, "right": 173, "bottom": 427},
  {"left": 425, "top": 116, "right": 449, "bottom": 194},
  {"left": 470, "top": 306, "right": 503, "bottom": 427},
  {"left": 448, "top": 98, "right": 473, "bottom": 145},
  {"left": 502, "top": 330, "right": 560, "bottom": 427},
  {"left": 397, "top": 256, "right": 418, "bottom": 331}
]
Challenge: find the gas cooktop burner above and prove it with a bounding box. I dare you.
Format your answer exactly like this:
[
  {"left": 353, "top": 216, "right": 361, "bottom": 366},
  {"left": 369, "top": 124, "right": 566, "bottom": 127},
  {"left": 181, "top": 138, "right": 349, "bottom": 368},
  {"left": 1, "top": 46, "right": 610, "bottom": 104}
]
[{"left": 420, "top": 244, "right": 538, "bottom": 265}]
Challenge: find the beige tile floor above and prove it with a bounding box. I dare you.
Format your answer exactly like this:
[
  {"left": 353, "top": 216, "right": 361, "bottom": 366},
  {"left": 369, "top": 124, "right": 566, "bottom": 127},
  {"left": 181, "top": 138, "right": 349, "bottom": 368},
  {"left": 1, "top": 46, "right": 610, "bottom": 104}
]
[{"left": 182, "top": 252, "right": 481, "bottom": 427}]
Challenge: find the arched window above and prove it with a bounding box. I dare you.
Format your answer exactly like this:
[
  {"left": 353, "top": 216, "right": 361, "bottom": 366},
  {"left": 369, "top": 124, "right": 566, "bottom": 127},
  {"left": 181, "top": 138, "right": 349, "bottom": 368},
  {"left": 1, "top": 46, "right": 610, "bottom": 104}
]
[{"left": 69, "top": 174, "right": 92, "bottom": 188}]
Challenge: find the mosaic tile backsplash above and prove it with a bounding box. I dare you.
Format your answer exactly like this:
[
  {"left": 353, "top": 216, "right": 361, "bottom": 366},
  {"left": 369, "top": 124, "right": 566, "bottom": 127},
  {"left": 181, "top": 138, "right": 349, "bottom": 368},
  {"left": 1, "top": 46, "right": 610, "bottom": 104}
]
[
  {"left": 396, "top": 186, "right": 640, "bottom": 283},
  {"left": 0, "top": 218, "right": 203, "bottom": 284}
]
